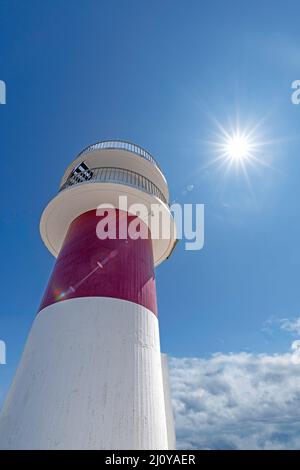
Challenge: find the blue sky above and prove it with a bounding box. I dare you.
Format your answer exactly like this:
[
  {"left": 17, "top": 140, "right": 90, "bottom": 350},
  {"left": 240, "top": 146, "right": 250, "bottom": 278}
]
[{"left": 1, "top": 0, "right": 300, "bottom": 449}]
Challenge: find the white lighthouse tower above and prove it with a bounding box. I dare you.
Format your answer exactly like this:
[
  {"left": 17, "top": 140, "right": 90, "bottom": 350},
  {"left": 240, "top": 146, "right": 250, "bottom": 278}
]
[{"left": 0, "top": 140, "right": 177, "bottom": 449}]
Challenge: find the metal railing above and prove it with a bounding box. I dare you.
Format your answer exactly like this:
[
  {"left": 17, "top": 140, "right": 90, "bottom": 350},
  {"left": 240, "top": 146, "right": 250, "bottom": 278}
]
[
  {"left": 60, "top": 166, "right": 167, "bottom": 204},
  {"left": 76, "top": 140, "right": 160, "bottom": 169}
]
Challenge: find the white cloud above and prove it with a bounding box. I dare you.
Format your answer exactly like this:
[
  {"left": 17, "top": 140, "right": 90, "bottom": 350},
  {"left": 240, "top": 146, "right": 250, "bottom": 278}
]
[
  {"left": 169, "top": 345, "right": 300, "bottom": 449},
  {"left": 291, "top": 340, "right": 300, "bottom": 365},
  {"left": 280, "top": 317, "right": 300, "bottom": 336}
]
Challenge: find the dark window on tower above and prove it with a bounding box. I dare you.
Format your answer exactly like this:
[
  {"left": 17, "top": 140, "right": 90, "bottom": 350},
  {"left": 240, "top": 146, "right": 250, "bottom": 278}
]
[{"left": 70, "top": 162, "right": 93, "bottom": 183}]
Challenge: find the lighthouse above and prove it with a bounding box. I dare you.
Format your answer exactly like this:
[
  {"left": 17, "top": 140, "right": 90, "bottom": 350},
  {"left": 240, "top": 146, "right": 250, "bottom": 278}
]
[{"left": 0, "top": 140, "right": 177, "bottom": 449}]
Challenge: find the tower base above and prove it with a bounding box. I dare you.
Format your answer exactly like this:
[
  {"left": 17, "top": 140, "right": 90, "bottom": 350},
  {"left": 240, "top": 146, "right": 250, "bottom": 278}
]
[{"left": 0, "top": 297, "right": 174, "bottom": 449}]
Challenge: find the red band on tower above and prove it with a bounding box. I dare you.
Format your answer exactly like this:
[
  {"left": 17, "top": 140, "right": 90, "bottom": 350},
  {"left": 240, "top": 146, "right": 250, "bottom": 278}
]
[{"left": 39, "top": 209, "right": 157, "bottom": 315}]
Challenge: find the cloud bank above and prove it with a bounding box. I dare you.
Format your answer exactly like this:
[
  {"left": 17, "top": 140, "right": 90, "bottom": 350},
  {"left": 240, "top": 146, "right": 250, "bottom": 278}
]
[{"left": 169, "top": 345, "right": 300, "bottom": 450}]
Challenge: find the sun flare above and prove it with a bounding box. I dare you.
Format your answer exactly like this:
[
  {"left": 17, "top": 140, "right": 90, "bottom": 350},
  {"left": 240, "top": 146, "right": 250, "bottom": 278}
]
[
  {"left": 207, "top": 120, "right": 268, "bottom": 174},
  {"left": 224, "top": 133, "right": 252, "bottom": 162}
]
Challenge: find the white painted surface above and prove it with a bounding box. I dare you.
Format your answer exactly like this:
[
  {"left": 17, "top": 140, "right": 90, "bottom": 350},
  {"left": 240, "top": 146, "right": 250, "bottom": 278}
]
[
  {"left": 39, "top": 182, "right": 176, "bottom": 266},
  {"left": 0, "top": 297, "right": 169, "bottom": 449},
  {"left": 161, "top": 354, "right": 176, "bottom": 450}
]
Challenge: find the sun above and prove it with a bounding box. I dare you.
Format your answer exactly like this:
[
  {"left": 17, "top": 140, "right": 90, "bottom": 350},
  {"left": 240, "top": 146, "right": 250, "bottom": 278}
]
[
  {"left": 224, "top": 132, "right": 252, "bottom": 162},
  {"left": 199, "top": 115, "right": 275, "bottom": 194},
  {"left": 202, "top": 114, "right": 275, "bottom": 188},
  {"left": 219, "top": 128, "right": 259, "bottom": 167},
  {"left": 207, "top": 121, "right": 266, "bottom": 174}
]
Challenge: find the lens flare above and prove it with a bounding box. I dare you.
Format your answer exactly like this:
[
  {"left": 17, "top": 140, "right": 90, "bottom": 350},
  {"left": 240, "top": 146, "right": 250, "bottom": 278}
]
[{"left": 53, "top": 287, "right": 66, "bottom": 301}]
